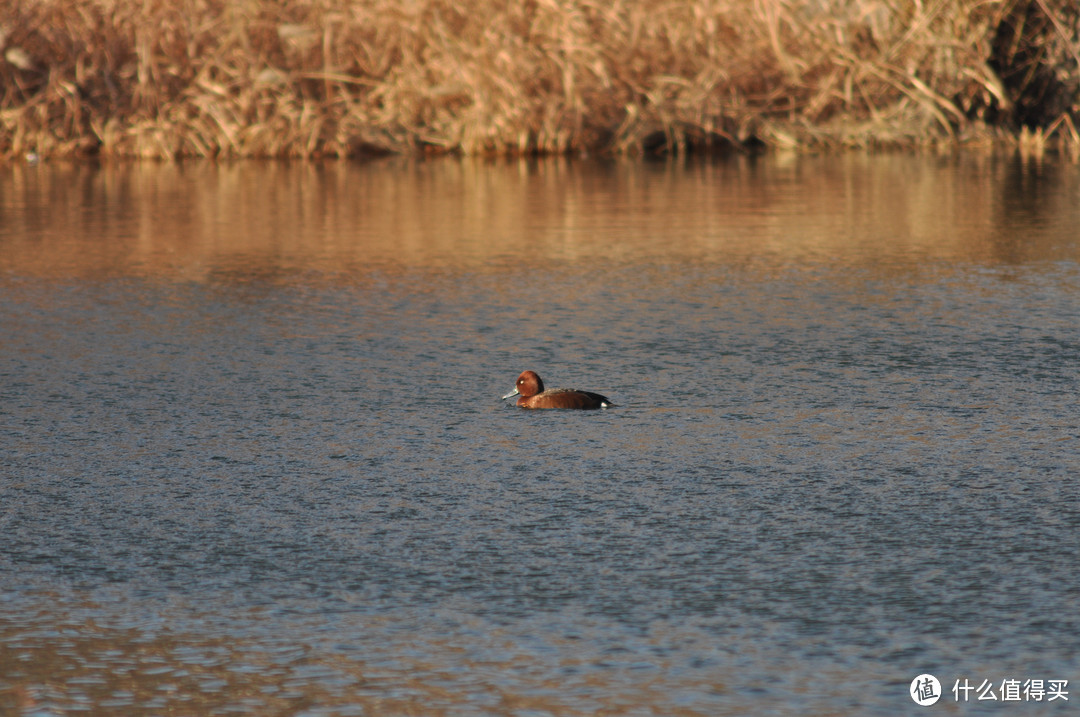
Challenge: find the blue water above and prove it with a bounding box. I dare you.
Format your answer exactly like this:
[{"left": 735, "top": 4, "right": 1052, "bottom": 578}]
[{"left": 2, "top": 156, "right": 1079, "bottom": 714}]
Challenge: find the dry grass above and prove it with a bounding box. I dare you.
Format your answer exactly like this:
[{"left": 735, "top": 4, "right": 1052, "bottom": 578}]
[{"left": 0, "top": 0, "right": 1077, "bottom": 159}]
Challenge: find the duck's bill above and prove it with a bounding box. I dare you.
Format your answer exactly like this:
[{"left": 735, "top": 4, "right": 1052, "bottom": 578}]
[{"left": 501, "top": 388, "right": 520, "bottom": 400}]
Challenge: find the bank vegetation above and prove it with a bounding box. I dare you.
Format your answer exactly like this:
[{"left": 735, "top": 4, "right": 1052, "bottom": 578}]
[{"left": 1, "top": 0, "right": 1078, "bottom": 159}]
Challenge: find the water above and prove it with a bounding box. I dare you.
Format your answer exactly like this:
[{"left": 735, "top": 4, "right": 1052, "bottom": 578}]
[{"left": 2, "top": 155, "right": 1079, "bottom": 715}]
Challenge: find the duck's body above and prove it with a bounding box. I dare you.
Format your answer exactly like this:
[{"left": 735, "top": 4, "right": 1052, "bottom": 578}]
[{"left": 502, "top": 370, "right": 614, "bottom": 410}]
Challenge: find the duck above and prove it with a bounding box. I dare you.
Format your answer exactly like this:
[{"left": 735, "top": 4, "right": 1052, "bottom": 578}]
[{"left": 501, "top": 370, "right": 614, "bottom": 410}]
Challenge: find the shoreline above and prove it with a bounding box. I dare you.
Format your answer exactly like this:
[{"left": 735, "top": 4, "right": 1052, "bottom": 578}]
[{"left": 2, "top": 0, "right": 1078, "bottom": 161}]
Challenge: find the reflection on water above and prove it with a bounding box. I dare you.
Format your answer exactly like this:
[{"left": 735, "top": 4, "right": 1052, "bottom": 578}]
[
  {"left": 5, "top": 599, "right": 819, "bottom": 716},
  {"left": 2, "top": 154, "right": 1079, "bottom": 281},
  {"left": 2, "top": 155, "right": 1080, "bottom": 715}
]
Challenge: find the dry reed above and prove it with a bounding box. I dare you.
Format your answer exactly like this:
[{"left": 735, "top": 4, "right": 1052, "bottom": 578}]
[{"left": 0, "top": 0, "right": 1077, "bottom": 159}]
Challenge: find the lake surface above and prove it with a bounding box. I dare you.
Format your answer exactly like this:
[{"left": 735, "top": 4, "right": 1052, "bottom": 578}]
[{"left": 2, "top": 154, "right": 1079, "bottom": 715}]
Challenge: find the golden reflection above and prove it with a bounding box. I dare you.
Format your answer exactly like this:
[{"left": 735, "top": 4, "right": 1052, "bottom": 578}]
[
  {"left": 0, "top": 604, "right": 779, "bottom": 716},
  {"left": 1, "top": 155, "right": 1078, "bottom": 282},
  {"left": 0, "top": 599, "right": 899, "bottom": 717}
]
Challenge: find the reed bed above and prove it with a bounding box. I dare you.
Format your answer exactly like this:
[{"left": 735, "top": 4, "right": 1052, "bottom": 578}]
[{"left": 0, "top": 0, "right": 1077, "bottom": 159}]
